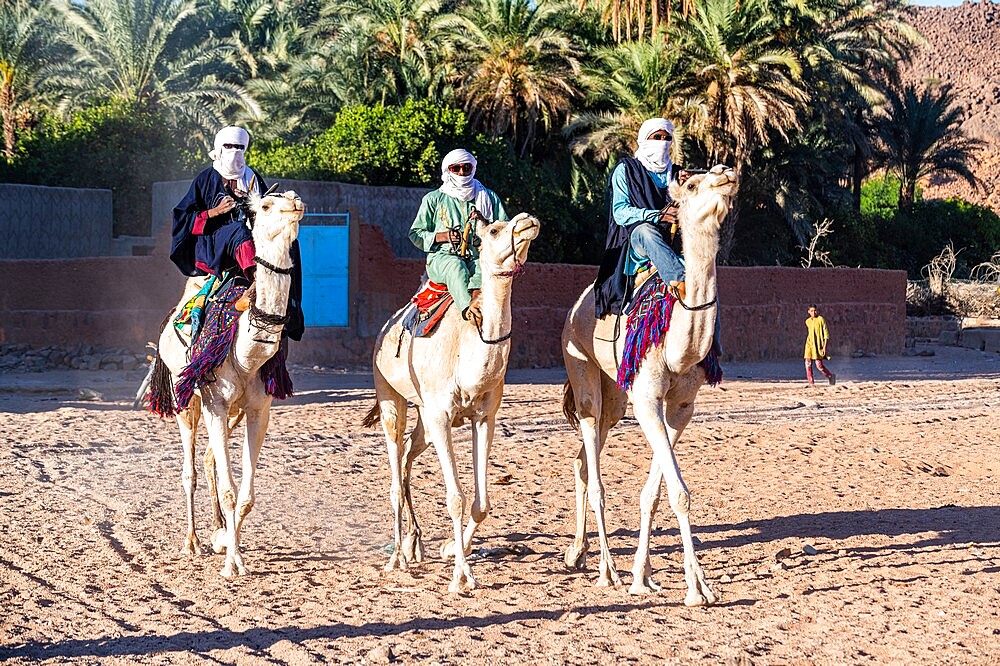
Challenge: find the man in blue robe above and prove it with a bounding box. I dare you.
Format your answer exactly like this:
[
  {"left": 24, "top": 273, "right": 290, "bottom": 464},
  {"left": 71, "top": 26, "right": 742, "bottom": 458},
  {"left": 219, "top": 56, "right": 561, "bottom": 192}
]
[{"left": 170, "top": 126, "right": 304, "bottom": 341}]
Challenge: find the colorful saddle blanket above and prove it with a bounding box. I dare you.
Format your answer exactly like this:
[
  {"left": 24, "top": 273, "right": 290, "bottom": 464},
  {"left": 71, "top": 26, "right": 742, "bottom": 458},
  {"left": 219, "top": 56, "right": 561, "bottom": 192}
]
[
  {"left": 401, "top": 278, "right": 454, "bottom": 338},
  {"left": 616, "top": 274, "right": 722, "bottom": 391},
  {"left": 163, "top": 279, "right": 292, "bottom": 415}
]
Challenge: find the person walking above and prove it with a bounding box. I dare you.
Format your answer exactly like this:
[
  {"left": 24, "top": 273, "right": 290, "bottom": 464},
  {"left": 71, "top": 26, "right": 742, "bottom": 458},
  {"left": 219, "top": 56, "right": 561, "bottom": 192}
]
[{"left": 804, "top": 304, "right": 836, "bottom": 385}]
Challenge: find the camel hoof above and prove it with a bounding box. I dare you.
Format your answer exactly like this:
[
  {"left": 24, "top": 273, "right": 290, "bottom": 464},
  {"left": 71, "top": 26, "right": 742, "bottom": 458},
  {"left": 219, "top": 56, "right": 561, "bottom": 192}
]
[
  {"left": 440, "top": 539, "right": 470, "bottom": 560},
  {"left": 211, "top": 528, "right": 226, "bottom": 554},
  {"left": 629, "top": 577, "right": 662, "bottom": 595},
  {"left": 384, "top": 551, "right": 408, "bottom": 572},
  {"left": 402, "top": 533, "right": 424, "bottom": 563},
  {"left": 449, "top": 566, "right": 477, "bottom": 592},
  {"left": 180, "top": 535, "right": 200, "bottom": 555},
  {"left": 684, "top": 592, "right": 711, "bottom": 607},
  {"left": 220, "top": 563, "right": 235, "bottom": 578},
  {"left": 595, "top": 570, "right": 621, "bottom": 588},
  {"left": 564, "top": 543, "right": 588, "bottom": 570}
]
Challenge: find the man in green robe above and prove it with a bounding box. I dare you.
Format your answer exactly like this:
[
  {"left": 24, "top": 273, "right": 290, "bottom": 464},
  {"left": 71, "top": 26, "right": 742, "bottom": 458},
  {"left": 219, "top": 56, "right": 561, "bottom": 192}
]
[{"left": 409, "top": 148, "right": 508, "bottom": 323}]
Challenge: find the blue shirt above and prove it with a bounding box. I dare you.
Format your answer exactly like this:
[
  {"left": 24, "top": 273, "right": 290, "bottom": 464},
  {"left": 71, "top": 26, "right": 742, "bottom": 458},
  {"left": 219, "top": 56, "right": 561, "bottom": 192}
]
[{"left": 610, "top": 162, "right": 672, "bottom": 275}]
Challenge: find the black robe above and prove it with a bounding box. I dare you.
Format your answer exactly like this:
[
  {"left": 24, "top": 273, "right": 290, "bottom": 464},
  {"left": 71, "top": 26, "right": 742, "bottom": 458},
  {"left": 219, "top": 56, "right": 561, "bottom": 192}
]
[
  {"left": 593, "top": 158, "right": 679, "bottom": 318},
  {"left": 170, "top": 166, "right": 305, "bottom": 341}
]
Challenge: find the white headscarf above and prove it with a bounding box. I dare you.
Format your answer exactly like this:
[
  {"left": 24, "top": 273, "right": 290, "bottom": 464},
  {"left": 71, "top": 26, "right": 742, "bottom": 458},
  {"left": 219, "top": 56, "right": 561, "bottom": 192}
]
[
  {"left": 210, "top": 126, "right": 250, "bottom": 182},
  {"left": 439, "top": 148, "right": 494, "bottom": 221},
  {"left": 634, "top": 118, "right": 675, "bottom": 174}
]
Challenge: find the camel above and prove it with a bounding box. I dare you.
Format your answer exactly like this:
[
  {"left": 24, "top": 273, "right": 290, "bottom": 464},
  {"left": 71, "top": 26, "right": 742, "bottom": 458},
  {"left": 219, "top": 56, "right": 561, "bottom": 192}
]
[
  {"left": 362, "top": 213, "right": 541, "bottom": 592},
  {"left": 154, "top": 190, "right": 304, "bottom": 577},
  {"left": 561, "top": 165, "right": 738, "bottom": 606}
]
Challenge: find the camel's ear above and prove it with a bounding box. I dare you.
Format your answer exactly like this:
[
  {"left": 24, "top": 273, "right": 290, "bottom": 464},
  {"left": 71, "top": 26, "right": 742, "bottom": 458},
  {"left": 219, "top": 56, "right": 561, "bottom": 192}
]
[{"left": 668, "top": 180, "right": 683, "bottom": 200}]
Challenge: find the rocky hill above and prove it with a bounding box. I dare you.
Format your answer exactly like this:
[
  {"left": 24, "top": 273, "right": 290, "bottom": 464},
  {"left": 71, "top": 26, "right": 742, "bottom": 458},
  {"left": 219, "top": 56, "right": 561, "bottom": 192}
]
[{"left": 904, "top": 1, "right": 1000, "bottom": 212}]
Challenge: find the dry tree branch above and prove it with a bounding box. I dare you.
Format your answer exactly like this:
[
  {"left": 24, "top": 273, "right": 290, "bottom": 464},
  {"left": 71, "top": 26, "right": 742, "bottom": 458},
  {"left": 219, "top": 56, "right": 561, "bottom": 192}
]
[{"left": 799, "top": 218, "right": 835, "bottom": 268}]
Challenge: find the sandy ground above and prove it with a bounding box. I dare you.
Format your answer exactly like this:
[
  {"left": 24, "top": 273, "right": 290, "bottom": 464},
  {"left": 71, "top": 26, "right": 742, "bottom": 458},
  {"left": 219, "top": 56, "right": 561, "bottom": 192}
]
[{"left": 1, "top": 343, "right": 999, "bottom": 665}]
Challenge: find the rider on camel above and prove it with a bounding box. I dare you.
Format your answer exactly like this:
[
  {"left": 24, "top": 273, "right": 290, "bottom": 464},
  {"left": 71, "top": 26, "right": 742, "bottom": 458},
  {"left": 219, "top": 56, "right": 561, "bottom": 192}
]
[
  {"left": 170, "top": 126, "right": 304, "bottom": 342},
  {"left": 408, "top": 148, "right": 508, "bottom": 326},
  {"left": 593, "top": 117, "right": 721, "bottom": 354}
]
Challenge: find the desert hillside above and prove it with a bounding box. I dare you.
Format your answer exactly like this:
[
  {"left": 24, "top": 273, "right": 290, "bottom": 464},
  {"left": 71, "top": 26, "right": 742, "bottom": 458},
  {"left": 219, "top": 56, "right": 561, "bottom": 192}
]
[{"left": 906, "top": 1, "right": 1000, "bottom": 212}]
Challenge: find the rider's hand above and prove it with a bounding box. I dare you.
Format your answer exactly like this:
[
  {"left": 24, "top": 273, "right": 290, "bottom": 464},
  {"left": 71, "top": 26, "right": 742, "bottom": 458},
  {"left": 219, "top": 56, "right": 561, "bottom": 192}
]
[
  {"left": 658, "top": 203, "right": 679, "bottom": 226},
  {"left": 434, "top": 229, "right": 463, "bottom": 245},
  {"left": 208, "top": 195, "right": 237, "bottom": 219}
]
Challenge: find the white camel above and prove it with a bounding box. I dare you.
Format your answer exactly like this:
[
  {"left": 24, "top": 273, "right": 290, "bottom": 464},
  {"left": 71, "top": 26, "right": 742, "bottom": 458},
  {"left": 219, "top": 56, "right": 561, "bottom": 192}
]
[
  {"left": 155, "top": 190, "right": 304, "bottom": 577},
  {"left": 561, "top": 165, "right": 738, "bottom": 606},
  {"left": 362, "top": 213, "right": 541, "bottom": 592}
]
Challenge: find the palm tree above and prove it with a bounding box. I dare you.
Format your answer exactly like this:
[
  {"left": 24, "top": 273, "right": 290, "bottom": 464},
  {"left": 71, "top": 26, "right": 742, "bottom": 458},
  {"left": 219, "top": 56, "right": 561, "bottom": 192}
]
[
  {"left": 323, "top": 0, "right": 445, "bottom": 106},
  {"left": 49, "top": 0, "right": 259, "bottom": 140},
  {"left": 667, "top": 0, "right": 808, "bottom": 260},
  {"left": 439, "top": 0, "right": 585, "bottom": 157},
  {"left": 576, "top": 0, "right": 697, "bottom": 43},
  {"left": 778, "top": 0, "right": 923, "bottom": 212},
  {"left": 878, "top": 83, "right": 984, "bottom": 208},
  {"left": 565, "top": 35, "right": 687, "bottom": 165},
  {"left": 0, "top": 1, "right": 63, "bottom": 159}
]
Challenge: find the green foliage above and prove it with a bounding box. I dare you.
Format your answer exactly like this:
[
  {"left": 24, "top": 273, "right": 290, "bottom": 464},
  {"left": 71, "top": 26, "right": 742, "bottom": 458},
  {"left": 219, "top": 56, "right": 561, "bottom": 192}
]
[
  {"left": 0, "top": 100, "right": 191, "bottom": 236},
  {"left": 830, "top": 178, "right": 1000, "bottom": 277},
  {"left": 251, "top": 99, "right": 468, "bottom": 186},
  {"left": 860, "top": 173, "right": 904, "bottom": 216}
]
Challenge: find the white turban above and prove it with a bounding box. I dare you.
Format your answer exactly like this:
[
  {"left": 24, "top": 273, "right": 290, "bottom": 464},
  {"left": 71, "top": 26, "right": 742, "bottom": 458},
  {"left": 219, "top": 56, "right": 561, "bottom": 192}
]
[
  {"left": 210, "top": 126, "right": 250, "bottom": 181},
  {"left": 634, "top": 118, "right": 675, "bottom": 174},
  {"left": 439, "top": 148, "right": 494, "bottom": 221}
]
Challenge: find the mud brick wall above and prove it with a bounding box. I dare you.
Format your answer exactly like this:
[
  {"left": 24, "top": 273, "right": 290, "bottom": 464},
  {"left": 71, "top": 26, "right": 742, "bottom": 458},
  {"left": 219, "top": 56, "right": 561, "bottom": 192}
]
[{"left": 0, "top": 223, "right": 905, "bottom": 367}]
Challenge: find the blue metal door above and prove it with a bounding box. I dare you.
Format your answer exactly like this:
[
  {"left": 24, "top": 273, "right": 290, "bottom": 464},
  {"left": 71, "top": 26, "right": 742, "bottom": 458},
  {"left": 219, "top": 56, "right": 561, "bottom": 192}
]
[{"left": 298, "top": 213, "right": 349, "bottom": 327}]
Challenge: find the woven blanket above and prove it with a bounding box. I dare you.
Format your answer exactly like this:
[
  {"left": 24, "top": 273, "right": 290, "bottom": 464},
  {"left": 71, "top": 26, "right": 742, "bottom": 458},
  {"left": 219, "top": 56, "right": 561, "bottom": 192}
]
[
  {"left": 616, "top": 275, "right": 723, "bottom": 391},
  {"left": 171, "top": 282, "right": 293, "bottom": 412},
  {"left": 401, "top": 278, "right": 454, "bottom": 338}
]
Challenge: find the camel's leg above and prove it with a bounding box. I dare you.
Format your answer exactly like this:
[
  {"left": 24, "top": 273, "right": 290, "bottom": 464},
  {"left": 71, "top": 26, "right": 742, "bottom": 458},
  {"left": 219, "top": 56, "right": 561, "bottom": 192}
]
[
  {"left": 378, "top": 387, "right": 409, "bottom": 572},
  {"left": 630, "top": 460, "right": 664, "bottom": 594},
  {"left": 425, "top": 411, "right": 475, "bottom": 592},
  {"left": 231, "top": 405, "right": 268, "bottom": 567},
  {"left": 581, "top": 409, "right": 621, "bottom": 587},
  {"left": 400, "top": 417, "right": 429, "bottom": 563},
  {"left": 451, "top": 390, "right": 501, "bottom": 556},
  {"left": 203, "top": 447, "right": 225, "bottom": 547},
  {"left": 629, "top": 382, "right": 716, "bottom": 605},
  {"left": 177, "top": 401, "right": 201, "bottom": 555},
  {"left": 202, "top": 400, "right": 243, "bottom": 577},
  {"left": 565, "top": 442, "right": 589, "bottom": 570}
]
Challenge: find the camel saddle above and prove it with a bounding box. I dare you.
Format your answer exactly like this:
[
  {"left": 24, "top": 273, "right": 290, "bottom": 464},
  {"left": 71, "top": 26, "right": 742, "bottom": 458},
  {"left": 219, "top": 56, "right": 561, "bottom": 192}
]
[{"left": 401, "top": 278, "right": 454, "bottom": 338}]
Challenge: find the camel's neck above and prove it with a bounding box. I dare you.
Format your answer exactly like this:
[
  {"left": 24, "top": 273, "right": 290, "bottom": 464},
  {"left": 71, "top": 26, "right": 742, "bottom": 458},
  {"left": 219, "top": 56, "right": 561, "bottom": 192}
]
[
  {"left": 662, "top": 213, "right": 720, "bottom": 372},
  {"left": 460, "top": 269, "right": 514, "bottom": 375},
  {"left": 234, "top": 238, "right": 294, "bottom": 370}
]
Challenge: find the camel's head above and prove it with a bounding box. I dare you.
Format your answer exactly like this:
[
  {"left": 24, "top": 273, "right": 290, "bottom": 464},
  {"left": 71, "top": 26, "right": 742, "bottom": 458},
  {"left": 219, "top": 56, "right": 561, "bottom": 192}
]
[
  {"left": 248, "top": 190, "right": 305, "bottom": 247},
  {"left": 476, "top": 212, "right": 541, "bottom": 276},
  {"left": 668, "top": 165, "right": 739, "bottom": 233}
]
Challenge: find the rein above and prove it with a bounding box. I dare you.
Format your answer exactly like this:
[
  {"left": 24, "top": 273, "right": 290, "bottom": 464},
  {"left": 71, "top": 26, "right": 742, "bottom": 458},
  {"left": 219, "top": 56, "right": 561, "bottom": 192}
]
[
  {"left": 254, "top": 255, "right": 293, "bottom": 275},
  {"left": 674, "top": 294, "right": 717, "bottom": 311},
  {"left": 248, "top": 256, "right": 294, "bottom": 341}
]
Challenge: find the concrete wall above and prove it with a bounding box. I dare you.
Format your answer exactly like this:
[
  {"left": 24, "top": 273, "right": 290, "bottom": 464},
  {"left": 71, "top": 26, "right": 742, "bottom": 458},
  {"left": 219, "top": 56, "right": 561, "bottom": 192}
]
[
  {"left": 152, "top": 179, "right": 429, "bottom": 260},
  {"left": 0, "top": 222, "right": 906, "bottom": 367},
  {"left": 0, "top": 183, "right": 113, "bottom": 259}
]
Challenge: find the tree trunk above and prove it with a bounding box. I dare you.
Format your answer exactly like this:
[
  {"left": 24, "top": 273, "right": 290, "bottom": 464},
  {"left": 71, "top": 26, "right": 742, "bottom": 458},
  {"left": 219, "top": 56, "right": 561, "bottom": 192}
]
[{"left": 1, "top": 81, "right": 15, "bottom": 161}]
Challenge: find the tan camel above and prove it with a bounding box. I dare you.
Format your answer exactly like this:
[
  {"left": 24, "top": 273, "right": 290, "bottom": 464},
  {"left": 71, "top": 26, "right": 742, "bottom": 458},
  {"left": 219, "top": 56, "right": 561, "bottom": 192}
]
[
  {"left": 155, "top": 190, "right": 304, "bottom": 577},
  {"left": 561, "top": 165, "right": 738, "bottom": 606},
  {"left": 363, "top": 213, "right": 541, "bottom": 592}
]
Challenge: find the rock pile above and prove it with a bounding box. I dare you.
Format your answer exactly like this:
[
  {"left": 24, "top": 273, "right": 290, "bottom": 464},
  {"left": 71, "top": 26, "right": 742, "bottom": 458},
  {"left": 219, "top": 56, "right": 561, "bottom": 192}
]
[
  {"left": 905, "top": 2, "right": 1000, "bottom": 212},
  {"left": 0, "top": 343, "right": 149, "bottom": 373}
]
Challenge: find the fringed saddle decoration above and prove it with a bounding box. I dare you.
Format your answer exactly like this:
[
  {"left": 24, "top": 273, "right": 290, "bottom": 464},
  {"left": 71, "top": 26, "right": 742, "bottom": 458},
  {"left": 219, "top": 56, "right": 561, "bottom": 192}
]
[
  {"left": 616, "top": 275, "right": 723, "bottom": 391},
  {"left": 401, "top": 278, "right": 454, "bottom": 339},
  {"left": 149, "top": 280, "right": 293, "bottom": 417}
]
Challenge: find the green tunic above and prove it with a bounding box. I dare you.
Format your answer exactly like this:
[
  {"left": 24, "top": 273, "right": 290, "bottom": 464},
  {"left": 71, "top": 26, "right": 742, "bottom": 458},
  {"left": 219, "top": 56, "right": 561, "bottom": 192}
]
[
  {"left": 408, "top": 189, "right": 508, "bottom": 312},
  {"left": 804, "top": 315, "right": 830, "bottom": 360}
]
